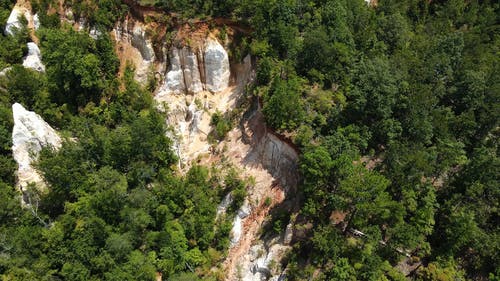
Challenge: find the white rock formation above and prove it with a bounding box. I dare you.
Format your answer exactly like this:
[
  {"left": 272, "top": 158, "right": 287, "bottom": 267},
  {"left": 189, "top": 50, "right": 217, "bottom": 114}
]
[
  {"left": 33, "top": 13, "right": 40, "bottom": 29},
  {"left": 283, "top": 222, "right": 294, "bottom": 245},
  {"left": 180, "top": 47, "right": 203, "bottom": 94},
  {"left": 259, "top": 134, "right": 299, "bottom": 190},
  {"left": 12, "top": 103, "right": 61, "bottom": 193},
  {"left": 217, "top": 193, "right": 233, "bottom": 217},
  {"left": 114, "top": 20, "right": 157, "bottom": 84},
  {"left": 161, "top": 48, "right": 186, "bottom": 94},
  {"left": 22, "top": 42, "right": 45, "bottom": 72},
  {"left": 131, "top": 25, "right": 155, "bottom": 61},
  {"left": 242, "top": 243, "right": 290, "bottom": 281},
  {"left": 243, "top": 112, "right": 299, "bottom": 190},
  {"left": 204, "top": 38, "right": 230, "bottom": 93},
  {"left": 89, "top": 27, "right": 102, "bottom": 39},
  {"left": 5, "top": 3, "right": 39, "bottom": 36},
  {"left": 231, "top": 215, "right": 243, "bottom": 245},
  {"left": 5, "top": 6, "right": 30, "bottom": 35},
  {"left": 230, "top": 201, "right": 251, "bottom": 245},
  {"left": 160, "top": 38, "right": 230, "bottom": 95}
]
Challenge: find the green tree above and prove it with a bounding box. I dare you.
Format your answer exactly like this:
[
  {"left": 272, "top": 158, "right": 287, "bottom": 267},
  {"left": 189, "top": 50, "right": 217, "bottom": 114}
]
[{"left": 263, "top": 76, "right": 305, "bottom": 131}]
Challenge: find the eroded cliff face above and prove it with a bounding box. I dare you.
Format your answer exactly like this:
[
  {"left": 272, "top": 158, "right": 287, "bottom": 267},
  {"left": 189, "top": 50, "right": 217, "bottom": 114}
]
[
  {"left": 118, "top": 22, "right": 299, "bottom": 280},
  {"left": 114, "top": 19, "right": 158, "bottom": 84},
  {"left": 11, "top": 103, "right": 61, "bottom": 196},
  {"left": 218, "top": 108, "right": 298, "bottom": 281},
  {"left": 158, "top": 39, "right": 230, "bottom": 95},
  {"left": 155, "top": 37, "right": 247, "bottom": 167}
]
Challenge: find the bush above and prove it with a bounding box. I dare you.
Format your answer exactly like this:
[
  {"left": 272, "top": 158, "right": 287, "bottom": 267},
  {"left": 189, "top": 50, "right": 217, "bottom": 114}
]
[{"left": 209, "top": 110, "right": 231, "bottom": 141}]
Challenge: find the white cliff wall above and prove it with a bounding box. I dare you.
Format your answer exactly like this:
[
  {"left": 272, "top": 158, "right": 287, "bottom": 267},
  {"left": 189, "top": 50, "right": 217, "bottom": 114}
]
[
  {"left": 204, "top": 39, "right": 230, "bottom": 92},
  {"left": 159, "top": 38, "right": 230, "bottom": 95},
  {"left": 22, "top": 42, "right": 45, "bottom": 72},
  {"left": 114, "top": 19, "right": 157, "bottom": 84},
  {"left": 154, "top": 37, "right": 238, "bottom": 167}
]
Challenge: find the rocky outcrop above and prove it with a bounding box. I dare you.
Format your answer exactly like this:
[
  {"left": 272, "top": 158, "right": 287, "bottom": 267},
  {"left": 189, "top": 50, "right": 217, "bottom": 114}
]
[
  {"left": 283, "top": 222, "right": 294, "bottom": 245},
  {"left": 160, "top": 48, "right": 187, "bottom": 94},
  {"left": 204, "top": 38, "right": 230, "bottom": 92},
  {"left": 160, "top": 38, "right": 230, "bottom": 95},
  {"left": 33, "top": 13, "right": 39, "bottom": 29},
  {"left": 155, "top": 53, "right": 251, "bottom": 169},
  {"left": 130, "top": 25, "right": 155, "bottom": 61},
  {"left": 12, "top": 103, "right": 61, "bottom": 193},
  {"left": 89, "top": 27, "right": 102, "bottom": 39},
  {"left": 180, "top": 47, "right": 204, "bottom": 94},
  {"left": 230, "top": 201, "right": 251, "bottom": 245},
  {"left": 217, "top": 193, "right": 233, "bottom": 217},
  {"left": 221, "top": 107, "right": 298, "bottom": 281},
  {"left": 4, "top": 4, "right": 39, "bottom": 36},
  {"left": 243, "top": 111, "right": 299, "bottom": 191},
  {"left": 259, "top": 134, "right": 298, "bottom": 189},
  {"left": 242, "top": 242, "right": 290, "bottom": 281},
  {"left": 157, "top": 96, "right": 208, "bottom": 166},
  {"left": 114, "top": 20, "right": 156, "bottom": 84},
  {"left": 22, "top": 42, "right": 45, "bottom": 72},
  {"left": 5, "top": 6, "right": 30, "bottom": 35}
]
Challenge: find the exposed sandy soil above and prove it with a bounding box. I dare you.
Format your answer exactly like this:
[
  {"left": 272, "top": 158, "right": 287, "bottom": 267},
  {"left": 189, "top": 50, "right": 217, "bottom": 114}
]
[
  {"left": 218, "top": 108, "right": 298, "bottom": 280},
  {"left": 223, "top": 184, "right": 285, "bottom": 280}
]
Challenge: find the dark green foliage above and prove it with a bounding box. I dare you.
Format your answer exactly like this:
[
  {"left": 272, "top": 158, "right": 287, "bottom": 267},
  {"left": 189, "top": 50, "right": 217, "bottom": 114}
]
[
  {"left": 67, "top": 0, "right": 127, "bottom": 30},
  {"left": 0, "top": 0, "right": 15, "bottom": 32},
  {"left": 247, "top": 0, "right": 499, "bottom": 279},
  {"left": 224, "top": 169, "right": 246, "bottom": 213},
  {"left": 0, "top": 11, "right": 29, "bottom": 65},
  {"left": 0, "top": 8, "right": 234, "bottom": 278},
  {"left": 209, "top": 110, "right": 231, "bottom": 142},
  {"left": 262, "top": 76, "right": 305, "bottom": 132},
  {"left": 39, "top": 28, "right": 118, "bottom": 111}
]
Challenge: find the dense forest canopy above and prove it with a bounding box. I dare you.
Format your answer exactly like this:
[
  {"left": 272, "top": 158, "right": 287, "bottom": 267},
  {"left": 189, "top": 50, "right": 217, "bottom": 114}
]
[{"left": 0, "top": 0, "right": 498, "bottom": 280}]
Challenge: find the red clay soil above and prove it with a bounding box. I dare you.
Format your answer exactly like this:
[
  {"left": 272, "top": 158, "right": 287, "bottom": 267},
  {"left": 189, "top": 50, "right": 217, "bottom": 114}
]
[
  {"left": 122, "top": 0, "right": 252, "bottom": 33},
  {"left": 122, "top": 0, "right": 165, "bottom": 20},
  {"left": 223, "top": 185, "right": 285, "bottom": 279}
]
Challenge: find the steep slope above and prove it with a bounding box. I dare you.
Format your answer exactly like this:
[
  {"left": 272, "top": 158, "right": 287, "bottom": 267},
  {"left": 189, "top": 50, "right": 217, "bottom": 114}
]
[
  {"left": 217, "top": 109, "right": 298, "bottom": 281},
  {"left": 118, "top": 20, "right": 299, "bottom": 279},
  {"left": 113, "top": 18, "right": 158, "bottom": 84}
]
